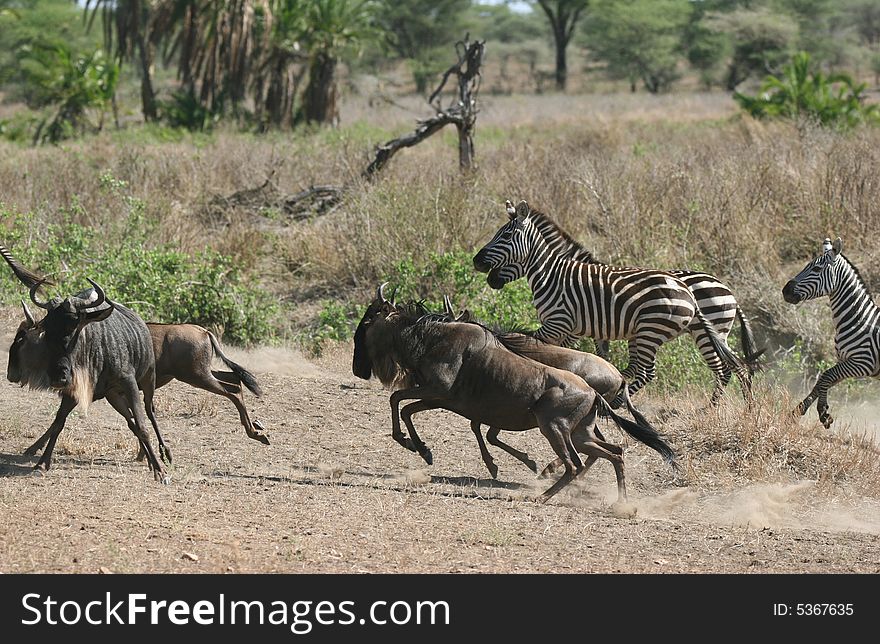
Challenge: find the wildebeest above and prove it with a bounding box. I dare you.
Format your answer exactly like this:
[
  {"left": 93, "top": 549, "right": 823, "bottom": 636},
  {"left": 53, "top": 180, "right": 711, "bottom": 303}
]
[
  {"left": 440, "top": 296, "right": 655, "bottom": 479},
  {"left": 353, "top": 285, "right": 676, "bottom": 503},
  {"left": 2, "top": 247, "right": 168, "bottom": 481},
  {"left": 20, "top": 322, "right": 269, "bottom": 463},
  {"left": 782, "top": 237, "right": 880, "bottom": 428}
]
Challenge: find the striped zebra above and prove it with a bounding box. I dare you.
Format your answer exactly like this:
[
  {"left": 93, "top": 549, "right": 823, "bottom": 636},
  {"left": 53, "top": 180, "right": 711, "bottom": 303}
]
[
  {"left": 516, "top": 202, "right": 765, "bottom": 379},
  {"left": 473, "top": 200, "right": 751, "bottom": 403},
  {"left": 782, "top": 237, "right": 880, "bottom": 428}
]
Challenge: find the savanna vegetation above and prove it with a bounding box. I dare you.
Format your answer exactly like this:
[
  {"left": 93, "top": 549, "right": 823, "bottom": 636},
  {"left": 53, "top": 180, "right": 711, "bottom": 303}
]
[{"left": 2, "top": 0, "right": 880, "bottom": 493}]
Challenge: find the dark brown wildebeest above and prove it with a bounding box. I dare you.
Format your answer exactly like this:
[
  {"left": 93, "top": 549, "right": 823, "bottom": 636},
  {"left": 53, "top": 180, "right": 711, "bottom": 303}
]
[
  {"left": 439, "top": 296, "right": 654, "bottom": 479},
  {"left": 12, "top": 315, "right": 268, "bottom": 463},
  {"left": 353, "top": 285, "right": 676, "bottom": 503},
  {"left": 2, "top": 246, "right": 168, "bottom": 481}
]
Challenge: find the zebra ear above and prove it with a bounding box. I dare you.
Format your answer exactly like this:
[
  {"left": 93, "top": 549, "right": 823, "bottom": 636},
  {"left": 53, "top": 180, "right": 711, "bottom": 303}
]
[
  {"left": 831, "top": 237, "right": 843, "bottom": 256},
  {"left": 515, "top": 200, "right": 530, "bottom": 221},
  {"left": 505, "top": 200, "right": 516, "bottom": 219}
]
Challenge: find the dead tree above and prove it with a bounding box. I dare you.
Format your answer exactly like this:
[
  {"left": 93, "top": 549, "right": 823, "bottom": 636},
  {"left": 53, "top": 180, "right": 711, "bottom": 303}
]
[
  {"left": 364, "top": 36, "right": 485, "bottom": 177},
  {"left": 209, "top": 36, "right": 485, "bottom": 220}
]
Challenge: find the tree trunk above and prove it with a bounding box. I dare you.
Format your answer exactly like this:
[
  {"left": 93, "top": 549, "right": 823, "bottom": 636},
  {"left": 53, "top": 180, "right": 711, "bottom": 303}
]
[
  {"left": 303, "top": 52, "right": 339, "bottom": 126},
  {"left": 456, "top": 121, "right": 474, "bottom": 170},
  {"left": 554, "top": 28, "right": 568, "bottom": 92},
  {"left": 136, "top": 34, "right": 158, "bottom": 122}
]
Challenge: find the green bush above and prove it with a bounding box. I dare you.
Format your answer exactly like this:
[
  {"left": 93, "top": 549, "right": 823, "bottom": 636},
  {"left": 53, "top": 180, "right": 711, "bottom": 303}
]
[
  {"left": 734, "top": 52, "right": 880, "bottom": 129},
  {"left": 0, "top": 187, "right": 277, "bottom": 346}
]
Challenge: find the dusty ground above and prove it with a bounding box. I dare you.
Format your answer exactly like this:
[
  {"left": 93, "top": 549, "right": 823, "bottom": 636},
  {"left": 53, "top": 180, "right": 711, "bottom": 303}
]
[{"left": 1, "top": 340, "right": 879, "bottom": 574}]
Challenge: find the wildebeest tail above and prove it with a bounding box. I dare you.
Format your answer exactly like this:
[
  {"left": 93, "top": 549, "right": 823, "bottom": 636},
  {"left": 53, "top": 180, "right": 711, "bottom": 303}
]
[
  {"left": 595, "top": 396, "right": 677, "bottom": 468},
  {"left": 0, "top": 245, "right": 52, "bottom": 289},
  {"left": 736, "top": 305, "right": 765, "bottom": 375},
  {"left": 208, "top": 331, "right": 263, "bottom": 396}
]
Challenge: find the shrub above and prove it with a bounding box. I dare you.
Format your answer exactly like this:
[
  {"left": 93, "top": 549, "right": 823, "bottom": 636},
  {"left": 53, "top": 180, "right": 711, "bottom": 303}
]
[
  {"left": 734, "top": 52, "right": 880, "bottom": 129},
  {"left": 0, "top": 194, "right": 277, "bottom": 346}
]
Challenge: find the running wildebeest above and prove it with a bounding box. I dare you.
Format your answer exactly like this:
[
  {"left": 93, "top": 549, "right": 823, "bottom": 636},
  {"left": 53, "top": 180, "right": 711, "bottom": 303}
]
[
  {"left": 439, "top": 295, "right": 656, "bottom": 479},
  {"left": 783, "top": 237, "right": 880, "bottom": 428},
  {"left": 2, "top": 247, "right": 168, "bottom": 481},
  {"left": 352, "top": 284, "right": 676, "bottom": 503},
  {"left": 18, "top": 321, "right": 269, "bottom": 463}
]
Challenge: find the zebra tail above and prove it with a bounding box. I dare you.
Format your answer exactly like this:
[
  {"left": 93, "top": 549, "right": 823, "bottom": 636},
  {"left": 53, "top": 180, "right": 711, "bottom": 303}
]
[
  {"left": 595, "top": 395, "right": 677, "bottom": 469},
  {"left": 735, "top": 306, "right": 766, "bottom": 375},
  {"left": 694, "top": 306, "right": 752, "bottom": 395}
]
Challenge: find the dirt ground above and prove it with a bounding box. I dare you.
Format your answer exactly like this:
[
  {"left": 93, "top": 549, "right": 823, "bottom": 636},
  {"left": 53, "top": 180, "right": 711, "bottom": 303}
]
[{"left": 1, "top": 339, "right": 879, "bottom": 574}]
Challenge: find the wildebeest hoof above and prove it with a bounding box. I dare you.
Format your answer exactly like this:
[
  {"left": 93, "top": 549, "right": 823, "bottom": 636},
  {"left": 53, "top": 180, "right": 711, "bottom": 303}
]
[
  {"left": 253, "top": 419, "right": 266, "bottom": 432},
  {"left": 611, "top": 500, "right": 637, "bottom": 518},
  {"left": 155, "top": 472, "right": 172, "bottom": 485},
  {"left": 32, "top": 462, "right": 49, "bottom": 473},
  {"left": 252, "top": 432, "right": 270, "bottom": 445},
  {"left": 420, "top": 448, "right": 433, "bottom": 466}
]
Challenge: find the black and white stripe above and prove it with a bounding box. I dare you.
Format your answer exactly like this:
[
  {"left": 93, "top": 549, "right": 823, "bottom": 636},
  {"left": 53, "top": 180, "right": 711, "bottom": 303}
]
[
  {"left": 473, "top": 200, "right": 750, "bottom": 402},
  {"left": 515, "top": 207, "right": 764, "bottom": 380},
  {"left": 782, "top": 237, "right": 880, "bottom": 428}
]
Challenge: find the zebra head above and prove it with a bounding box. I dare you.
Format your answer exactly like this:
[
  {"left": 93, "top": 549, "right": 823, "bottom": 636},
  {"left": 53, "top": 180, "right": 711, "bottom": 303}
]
[
  {"left": 782, "top": 237, "right": 843, "bottom": 304},
  {"left": 473, "top": 200, "right": 535, "bottom": 290}
]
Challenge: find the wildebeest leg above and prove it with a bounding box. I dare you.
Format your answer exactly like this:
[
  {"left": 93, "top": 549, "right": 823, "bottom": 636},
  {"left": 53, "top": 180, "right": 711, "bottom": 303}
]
[
  {"left": 578, "top": 442, "right": 627, "bottom": 503},
  {"left": 212, "top": 372, "right": 267, "bottom": 433},
  {"left": 535, "top": 413, "right": 585, "bottom": 503},
  {"left": 109, "top": 382, "right": 170, "bottom": 484},
  {"left": 396, "top": 400, "right": 437, "bottom": 465},
  {"left": 468, "top": 420, "right": 497, "bottom": 479},
  {"left": 24, "top": 425, "right": 54, "bottom": 456},
  {"left": 143, "top": 388, "right": 172, "bottom": 464},
  {"left": 180, "top": 374, "right": 269, "bottom": 445},
  {"left": 486, "top": 427, "right": 538, "bottom": 474},
  {"left": 389, "top": 386, "right": 442, "bottom": 460},
  {"left": 33, "top": 395, "right": 77, "bottom": 471}
]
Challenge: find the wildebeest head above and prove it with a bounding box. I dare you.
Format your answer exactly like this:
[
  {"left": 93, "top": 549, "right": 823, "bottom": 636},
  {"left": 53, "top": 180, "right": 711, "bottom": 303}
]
[
  {"left": 7, "top": 300, "right": 49, "bottom": 387},
  {"left": 28, "top": 279, "right": 115, "bottom": 388},
  {"left": 352, "top": 283, "right": 397, "bottom": 380}
]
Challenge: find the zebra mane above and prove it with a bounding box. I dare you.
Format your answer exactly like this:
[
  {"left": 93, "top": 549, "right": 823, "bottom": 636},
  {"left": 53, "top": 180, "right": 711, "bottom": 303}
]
[
  {"left": 528, "top": 209, "right": 602, "bottom": 264},
  {"left": 840, "top": 254, "right": 874, "bottom": 298}
]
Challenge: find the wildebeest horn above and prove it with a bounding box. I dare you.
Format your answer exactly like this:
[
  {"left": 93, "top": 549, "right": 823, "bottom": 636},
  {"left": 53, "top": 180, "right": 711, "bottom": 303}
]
[
  {"left": 29, "top": 279, "right": 52, "bottom": 310},
  {"left": 377, "top": 282, "right": 389, "bottom": 303},
  {"left": 389, "top": 285, "right": 398, "bottom": 305},
  {"left": 73, "top": 278, "right": 106, "bottom": 311},
  {"left": 21, "top": 300, "right": 36, "bottom": 326},
  {"left": 443, "top": 295, "right": 454, "bottom": 315}
]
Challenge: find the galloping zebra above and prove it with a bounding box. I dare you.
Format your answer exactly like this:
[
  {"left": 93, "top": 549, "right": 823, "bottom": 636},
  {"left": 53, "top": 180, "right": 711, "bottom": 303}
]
[
  {"left": 473, "top": 200, "right": 751, "bottom": 403},
  {"left": 512, "top": 201, "right": 765, "bottom": 380},
  {"left": 782, "top": 237, "right": 880, "bottom": 428}
]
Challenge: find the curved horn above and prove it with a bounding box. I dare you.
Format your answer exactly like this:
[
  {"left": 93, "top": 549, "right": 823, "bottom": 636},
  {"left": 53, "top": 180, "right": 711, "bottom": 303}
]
[
  {"left": 377, "top": 282, "right": 389, "bottom": 303},
  {"left": 389, "top": 285, "right": 398, "bottom": 305},
  {"left": 74, "top": 279, "right": 106, "bottom": 311},
  {"left": 20, "top": 300, "right": 36, "bottom": 326},
  {"left": 443, "top": 295, "right": 454, "bottom": 315},
  {"left": 29, "top": 279, "right": 51, "bottom": 310}
]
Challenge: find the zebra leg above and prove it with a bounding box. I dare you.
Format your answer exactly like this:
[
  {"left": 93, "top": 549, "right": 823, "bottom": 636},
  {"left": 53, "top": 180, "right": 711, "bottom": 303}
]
[
  {"left": 690, "top": 327, "right": 728, "bottom": 405},
  {"left": 796, "top": 360, "right": 872, "bottom": 429},
  {"left": 614, "top": 337, "right": 660, "bottom": 406}
]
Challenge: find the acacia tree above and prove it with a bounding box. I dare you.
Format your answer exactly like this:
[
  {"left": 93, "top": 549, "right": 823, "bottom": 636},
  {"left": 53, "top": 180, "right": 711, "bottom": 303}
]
[
  {"left": 584, "top": 0, "right": 691, "bottom": 93},
  {"left": 531, "top": 0, "right": 588, "bottom": 91}
]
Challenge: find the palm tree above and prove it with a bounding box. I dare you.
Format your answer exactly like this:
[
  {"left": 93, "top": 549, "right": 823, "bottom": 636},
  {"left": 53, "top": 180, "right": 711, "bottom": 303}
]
[
  {"left": 299, "top": 0, "right": 376, "bottom": 126},
  {"left": 82, "top": 0, "right": 159, "bottom": 121}
]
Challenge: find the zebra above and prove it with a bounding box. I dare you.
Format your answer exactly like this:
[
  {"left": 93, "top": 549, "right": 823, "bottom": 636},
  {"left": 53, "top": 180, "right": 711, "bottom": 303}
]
[
  {"left": 511, "top": 201, "right": 765, "bottom": 379},
  {"left": 473, "top": 199, "right": 751, "bottom": 404},
  {"left": 782, "top": 237, "right": 880, "bottom": 428}
]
